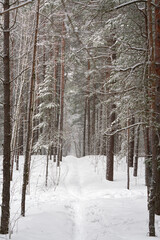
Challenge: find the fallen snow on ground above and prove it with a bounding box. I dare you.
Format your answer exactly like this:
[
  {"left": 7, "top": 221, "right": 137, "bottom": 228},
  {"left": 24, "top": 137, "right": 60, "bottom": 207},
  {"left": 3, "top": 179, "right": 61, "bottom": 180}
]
[{"left": 0, "top": 155, "right": 160, "bottom": 240}]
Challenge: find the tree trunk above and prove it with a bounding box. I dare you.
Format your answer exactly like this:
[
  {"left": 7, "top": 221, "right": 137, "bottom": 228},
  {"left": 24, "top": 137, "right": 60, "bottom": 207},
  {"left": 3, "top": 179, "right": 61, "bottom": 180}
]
[
  {"left": 106, "top": 104, "right": 116, "bottom": 181},
  {"left": 83, "top": 99, "right": 87, "bottom": 156},
  {"left": 128, "top": 116, "right": 135, "bottom": 167},
  {"left": 133, "top": 124, "right": 140, "bottom": 177},
  {"left": 87, "top": 59, "right": 91, "bottom": 155},
  {"left": 154, "top": 0, "right": 160, "bottom": 216},
  {"left": 0, "top": 0, "right": 11, "bottom": 234},
  {"left": 127, "top": 111, "right": 130, "bottom": 190},
  {"left": 57, "top": 21, "right": 65, "bottom": 166},
  {"left": 21, "top": 0, "right": 40, "bottom": 217},
  {"left": 143, "top": 127, "right": 151, "bottom": 187},
  {"left": 99, "top": 104, "right": 103, "bottom": 155},
  {"left": 53, "top": 41, "right": 59, "bottom": 162},
  {"left": 147, "top": 0, "right": 155, "bottom": 236},
  {"left": 96, "top": 107, "right": 100, "bottom": 155},
  {"left": 91, "top": 94, "right": 96, "bottom": 154},
  {"left": 45, "top": 153, "right": 49, "bottom": 187},
  {"left": 16, "top": 149, "right": 19, "bottom": 171}
]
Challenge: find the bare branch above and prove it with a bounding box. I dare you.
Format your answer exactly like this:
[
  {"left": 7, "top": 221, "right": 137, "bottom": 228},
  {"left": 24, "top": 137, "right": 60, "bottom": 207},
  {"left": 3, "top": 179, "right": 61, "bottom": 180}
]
[
  {"left": 10, "top": 67, "right": 30, "bottom": 83},
  {"left": 0, "top": 0, "right": 32, "bottom": 16},
  {"left": 10, "top": 0, "right": 19, "bottom": 7},
  {"left": 9, "top": 8, "right": 18, "bottom": 30}
]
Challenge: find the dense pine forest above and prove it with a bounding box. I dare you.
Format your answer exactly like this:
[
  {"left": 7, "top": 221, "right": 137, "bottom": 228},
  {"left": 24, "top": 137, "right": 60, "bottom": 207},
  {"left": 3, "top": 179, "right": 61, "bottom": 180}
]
[{"left": 0, "top": 0, "right": 160, "bottom": 239}]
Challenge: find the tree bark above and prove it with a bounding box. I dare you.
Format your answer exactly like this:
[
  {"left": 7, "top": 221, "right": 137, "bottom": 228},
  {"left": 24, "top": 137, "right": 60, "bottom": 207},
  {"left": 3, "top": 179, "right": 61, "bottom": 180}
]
[
  {"left": 133, "top": 125, "right": 140, "bottom": 177},
  {"left": 83, "top": 99, "right": 87, "bottom": 156},
  {"left": 0, "top": 0, "right": 11, "bottom": 234},
  {"left": 128, "top": 116, "right": 135, "bottom": 167},
  {"left": 57, "top": 21, "right": 65, "bottom": 166},
  {"left": 106, "top": 104, "right": 116, "bottom": 181},
  {"left": 91, "top": 94, "right": 96, "bottom": 154},
  {"left": 87, "top": 59, "right": 91, "bottom": 155},
  {"left": 143, "top": 127, "right": 151, "bottom": 187},
  {"left": 53, "top": 41, "right": 59, "bottom": 162},
  {"left": 21, "top": 0, "right": 40, "bottom": 217},
  {"left": 127, "top": 111, "right": 130, "bottom": 190},
  {"left": 45, "top": 153, "right": 49, "bottom": 187},
  {"left": 147, "top": 0, "right": 155, "bottom": 236},
  {"left": 154, "top": 0, "right": 160, "bottom": 216}
]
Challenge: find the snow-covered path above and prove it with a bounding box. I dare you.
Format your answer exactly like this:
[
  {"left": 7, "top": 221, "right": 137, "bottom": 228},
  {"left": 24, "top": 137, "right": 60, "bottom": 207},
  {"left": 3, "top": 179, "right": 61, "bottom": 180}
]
[
  {"left": 64, "top": 156, "right": 85, "bottom": 240},
  {"left": 4, "top": 155, "right": 160, "bottom": 240}
]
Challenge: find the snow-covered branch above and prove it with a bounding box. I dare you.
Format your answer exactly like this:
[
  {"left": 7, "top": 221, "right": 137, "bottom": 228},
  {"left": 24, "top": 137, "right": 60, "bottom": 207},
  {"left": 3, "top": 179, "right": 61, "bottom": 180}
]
[
  {"left": 105, "top": 122, "right": 146, "bottom": 136},
  {"left": 96, "top": 87, "right": 136, "bottom": 96},
  {"left": 116, "top": 62, "right": 144, "bottom": 72},
  {"left": 114, "top": 0, "right": 147, "bottom": 10}
]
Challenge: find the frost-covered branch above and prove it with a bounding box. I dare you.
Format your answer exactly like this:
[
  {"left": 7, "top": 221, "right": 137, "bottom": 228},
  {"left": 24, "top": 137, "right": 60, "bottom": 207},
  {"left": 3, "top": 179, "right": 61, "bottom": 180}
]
[
  {"left": 87, "top": 55, "right": 110, "bottom": 60},
  {"left": 96, "top": 87, "right": 136, "bottom": 96},
  {"left": 105, "top": 122, "right": 146, "bottom": 136},
  {"left": 129, "top": 47, "right": 147, "bottom": 51},
  {"left": 114, "top": 0, "right": 156, "bottom": 10},
  {"left": 116, "top": 62, "right": 144, "bottom": 72}
]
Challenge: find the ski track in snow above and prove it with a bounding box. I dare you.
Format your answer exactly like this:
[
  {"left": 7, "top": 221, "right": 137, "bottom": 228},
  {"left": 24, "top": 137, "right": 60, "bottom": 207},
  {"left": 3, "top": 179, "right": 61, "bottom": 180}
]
[
  {"left": 1, "top": 155, "right": 160, "bottom": 240},
  {"left": 64, "top": 156, "right": 88, "bottom": 240}
]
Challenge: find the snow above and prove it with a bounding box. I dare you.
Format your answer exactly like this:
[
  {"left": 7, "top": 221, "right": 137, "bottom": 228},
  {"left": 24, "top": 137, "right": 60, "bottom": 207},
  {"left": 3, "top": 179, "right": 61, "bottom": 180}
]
[{"left": 0, "top": 155, "right": 160, "bottom": 240}]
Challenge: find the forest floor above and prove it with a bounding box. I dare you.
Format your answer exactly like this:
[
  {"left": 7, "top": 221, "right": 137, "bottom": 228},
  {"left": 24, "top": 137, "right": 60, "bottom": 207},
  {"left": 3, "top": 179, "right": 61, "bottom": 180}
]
[{"left": 0, "top": 155, "right": 160, "bottom": 240}]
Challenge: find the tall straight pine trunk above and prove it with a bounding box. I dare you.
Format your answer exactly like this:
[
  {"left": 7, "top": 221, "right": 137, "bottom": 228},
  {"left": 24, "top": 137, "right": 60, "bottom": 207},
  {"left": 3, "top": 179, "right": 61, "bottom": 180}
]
[
  {"left": 21, "top": 0, "right": 40, "bottom": 216},
  {"left": 154, "top": 0, "right": 160, "bottom": 216},
  {"left": 133, "top": 124, "right": 140, "bottom": 177},
  {"left": 143, "top": 127, "right": 151, "bottom": 187},
  {"left": 57, "top": 21, "right": 65, "bottom": 166},
  {"left": 83, "top": 99, "right": 87, "bottom": 156},
  {"left": 106, "top": 104, "right": 116, "bottom": 181},
  {"left": 53, "top": 42, "right": 59, "bottom": 162},
  {"left": 128, "top": 116, "right": 135, "bottom": 167},
  {"left": 147, "top": 0, "right": 156, "bottom": 236},
  {"left": 87, "top": 59, "right": 91, "bottom": 155},
  {"left": 91, "top": 93, "right": 96, "bottom": 154},
  {"left": 0, "top": 0, "right": 11, "bottom": 234}
]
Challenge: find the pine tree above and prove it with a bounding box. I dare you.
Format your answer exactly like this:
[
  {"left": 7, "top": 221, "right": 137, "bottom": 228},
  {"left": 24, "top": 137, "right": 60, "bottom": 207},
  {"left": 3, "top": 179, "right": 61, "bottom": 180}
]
[{"left": 34, "top": 65, "right": 56, "bottom": 153}]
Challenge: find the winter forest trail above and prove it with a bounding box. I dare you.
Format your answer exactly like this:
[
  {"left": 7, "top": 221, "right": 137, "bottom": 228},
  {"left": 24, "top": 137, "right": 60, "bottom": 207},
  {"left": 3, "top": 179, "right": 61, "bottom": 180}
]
[{"left": 9, "top": 155, "right": 160, "bottom": 240}]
